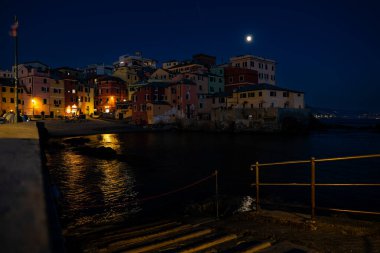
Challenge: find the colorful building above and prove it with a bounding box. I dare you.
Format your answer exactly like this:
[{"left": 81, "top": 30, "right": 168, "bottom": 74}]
[
  {"left": 229, "top": 55, "right": 276, "bottom": 85},
  {"left": 49, "top": 78, "right": 65, "bottom": 118},
  {"left": 132, "top": 82, "right": 170, "bottom": 124},
  {"left": 224, "top": 67, "right": 258, "bottom": 94},
  {"left": 227, "top": 83, "right": 305, "bottom": 109},
  {"left": 17, "top": 62, "right": 53, "bottom": 117},
  {"left": 96, "top": 76, "right": 127, "bottom": 114}
]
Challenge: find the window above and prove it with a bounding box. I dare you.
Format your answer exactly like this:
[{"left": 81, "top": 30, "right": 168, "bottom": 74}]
[
  {"left": 2, "top": 97, "right": 6, "bottom": 103},
  {"left": 243, "top": 62, "right": 247, "bottom": 67},
  {"left": 248, "top": 92, "right": 255, "bottom": 97},
  {"left": 239, "top": 93, "right": 247, "bottom": 98},
  {"left": 219, "top": 78, "right": 222, "bottom": 83},
  {"left": 283, "top": 92, "right": 289, "bottom": 97},
  {"left": 210, "top": 87, "right": 214, "bottom": 92},
  {"left": 265, "top": 64, "right": 268, "bottom": 70},
  {"left": 199, "top": 85, "right": 202, "bottom": 91},
  {"left": 298, "top": 93, "right": 301, "bottom": 97},
  {"left": 10, "top": 87, "right": 14, "bottom": 93},
  {"left": 11, "top": 98, "right": 14, "bottom": 103},
  {"left": 145, "top": 94, "right": 150, "bottom": 101},
  {"left": 250, "top": 61, "right": 254, "bottom": 67},
  {"left": 17, "top": 99, "right": 21, "bottom": 104},
  {"left": 239, "top": 75, "right": 244, "bottom": 82},
  {"left": 1, "top": 87, "right": 6, "bottom": 92},
  {"left": 185, "top": 92, "right": 190, "bottom": 100},
  {"left": 272, "top": 65, "right": 274, "bottom": 71},
  {"left": 229, "top": 77, "right": 233, "bottom": 83},
  {"left": 43, "top": 78, "right": 47, "bottom": 84},
  {"left": 199, "top": 103, "right": 203, "bottom": 109},
  {"left": 43, "top": 99, "right": 47, "bottom": 105},
  {"left": 270, "top": 91, "right": 276, "bottom": 97},
  {"left": 259, "top": 102, "right": 263, "bottom": 108},
  {"left": 259, "top": 91, "right": 262, "bottom": 97}
]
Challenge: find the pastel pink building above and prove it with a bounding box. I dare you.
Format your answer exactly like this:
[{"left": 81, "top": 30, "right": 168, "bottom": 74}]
[{"left": 16, "top": 62, "right": 55, "bottom": 117}]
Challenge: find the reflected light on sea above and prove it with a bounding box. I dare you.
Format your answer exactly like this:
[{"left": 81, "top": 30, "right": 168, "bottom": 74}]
[{"left": 48, "top": 136, "right": 140, "bottom": 232}]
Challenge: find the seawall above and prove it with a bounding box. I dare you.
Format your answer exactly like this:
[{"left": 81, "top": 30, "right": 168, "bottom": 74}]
[{"left": 0, "top": 122, "right": 55, "bottom": 253}]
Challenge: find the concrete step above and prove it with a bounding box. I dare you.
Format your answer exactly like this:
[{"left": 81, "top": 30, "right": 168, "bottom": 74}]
[{"left": 78, "top": 219, "right": 312, "bottom": 253}]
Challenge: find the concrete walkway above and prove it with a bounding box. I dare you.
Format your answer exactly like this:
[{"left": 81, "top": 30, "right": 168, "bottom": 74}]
[
  {"left": 0, "top": 122, "right": 50, "bottom": 253},
  {"left": 42, "top": 118, "right": 134, "bottom": 137}
]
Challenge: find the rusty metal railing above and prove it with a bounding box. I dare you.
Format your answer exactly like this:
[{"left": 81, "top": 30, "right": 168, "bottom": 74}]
[{"left": 251, "top": 154, "right": 380, "bottom": 220}]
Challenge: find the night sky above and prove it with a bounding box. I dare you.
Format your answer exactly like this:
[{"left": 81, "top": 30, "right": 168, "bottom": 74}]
[{"left": 1, "top": 0, "right": 379, "bottom": 112}]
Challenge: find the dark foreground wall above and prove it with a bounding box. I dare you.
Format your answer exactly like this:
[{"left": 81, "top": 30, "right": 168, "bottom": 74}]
[{"left": 0, "top": 123, "right": 52, "bottom": 253}]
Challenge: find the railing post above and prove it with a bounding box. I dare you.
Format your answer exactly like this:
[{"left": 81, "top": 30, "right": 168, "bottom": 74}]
[
  {"left": 215, "top": 170, "right": 219, "bottom": 220},
  {"left": 310, "top": 157, "right": 316, "bottom": 221},
  {"left": 255, "top": 162, "right": 260, "bottom": 212}
]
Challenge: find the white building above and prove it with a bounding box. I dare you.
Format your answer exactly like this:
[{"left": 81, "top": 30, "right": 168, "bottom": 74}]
[
  {"left": 114, "top": 53, "right": 157, "bottom": 69},
  {"left": 0, "top": 69, "right": 13, "bottom": 78},
  {"left": 227, "top": 83, "right": 304, "bottom": 109},
  {"left": 162, "top": 60, "right": 180, "bottom": 70},
  {"left": 84, "top": 64, "right": 113, "bottom": 77},
  {"left": 230, "top": 55, "right": 276, "bottom": 85}
]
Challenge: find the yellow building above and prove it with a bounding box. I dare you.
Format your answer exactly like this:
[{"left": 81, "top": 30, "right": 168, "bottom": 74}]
[
  {"left": 113, "top": 66, "right": 139, "bottom": 84},
  {"left": 0, "top": 81, "right": 16, "bottom": 114},
  {"left": 77, "top": 83, "right": 95, "bottom": 116},
  {"left": 0, "top": 78, "right": 30, "bottom": 115}
]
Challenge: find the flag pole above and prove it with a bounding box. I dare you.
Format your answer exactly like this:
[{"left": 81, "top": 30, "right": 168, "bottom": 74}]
[{"left": 13, "top": 15, "right": 19, "bottom": 123}]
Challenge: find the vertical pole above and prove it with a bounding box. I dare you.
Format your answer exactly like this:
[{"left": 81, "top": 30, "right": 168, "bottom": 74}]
[
  {"left": 215, "top": 170, "right": 219, "bottom": 220},
  {"left": 13, "top": 16, "right": 19, "bottom": 123},
  {"left": 255, "top": 162, "right": 260, "bottom": 212},
  {"left": 311, "top": 157, "right": 316, "bottom": 221}
]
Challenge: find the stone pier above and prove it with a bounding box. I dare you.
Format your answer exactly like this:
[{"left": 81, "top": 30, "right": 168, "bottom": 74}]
[{"left": 0, "top": 122, "right": 51, "bottom": 253}]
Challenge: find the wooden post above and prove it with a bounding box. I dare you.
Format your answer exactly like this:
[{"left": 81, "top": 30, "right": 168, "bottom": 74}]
[
  {"left": 215, "top": 170, "right": 219, "bottom": 220},
  {"left": 255, "top": 162, "right": 260, "bottom": 212},
  {"left": 311, "top": 157, "right": 316, "bottom": 221}
]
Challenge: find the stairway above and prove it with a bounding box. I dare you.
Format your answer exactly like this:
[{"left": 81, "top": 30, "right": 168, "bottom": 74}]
[{"left": 68, "top": 219, "right": 314, "bottom": 252}]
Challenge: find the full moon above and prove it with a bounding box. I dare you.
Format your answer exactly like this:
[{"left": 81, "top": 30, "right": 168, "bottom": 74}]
[{"left": 246, "top": 35, "right": 253, "bottom": 43}]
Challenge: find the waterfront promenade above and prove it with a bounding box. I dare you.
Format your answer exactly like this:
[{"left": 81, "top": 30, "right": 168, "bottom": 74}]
[
  {"left": 42, "top": 118, "right": 133, "bottom": 137},
  {"left": 0, "top": 122, "right": 50, "bottom": 253}
]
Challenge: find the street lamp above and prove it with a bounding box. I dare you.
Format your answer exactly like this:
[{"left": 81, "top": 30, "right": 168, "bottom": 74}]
[{"left": 32, "top": 99, "right": 35, "bottom": 118}]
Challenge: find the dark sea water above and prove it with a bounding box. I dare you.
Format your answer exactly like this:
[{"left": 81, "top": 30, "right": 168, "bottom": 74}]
[{"left": 45, "top": 129, "right": 380, "bottom": 231}]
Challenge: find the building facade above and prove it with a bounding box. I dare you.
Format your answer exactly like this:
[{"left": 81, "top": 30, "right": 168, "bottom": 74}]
[
  {"left": 227, "top": 84, "right": 304, "bottom": 109},
  {"left": 229, "top": 55, "right": 276, "bottom": 85}
]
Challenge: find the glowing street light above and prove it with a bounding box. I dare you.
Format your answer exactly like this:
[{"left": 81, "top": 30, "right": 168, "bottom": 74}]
[{"left": 32, "top": 99, "right": 35, "bottom": 117}]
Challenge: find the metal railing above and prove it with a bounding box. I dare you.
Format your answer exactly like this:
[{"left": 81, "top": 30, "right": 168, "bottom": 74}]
[{"left": 251, "top": 154, "right": 380, "bottom": 220}]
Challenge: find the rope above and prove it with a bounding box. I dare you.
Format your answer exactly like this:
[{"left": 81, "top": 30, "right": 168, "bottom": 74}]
[
  {"left": 138, "top": 172, "right": 216, "bottom": 203},
  {"left": 67, "top": 171, "right": 217, "bottom": 211}
]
